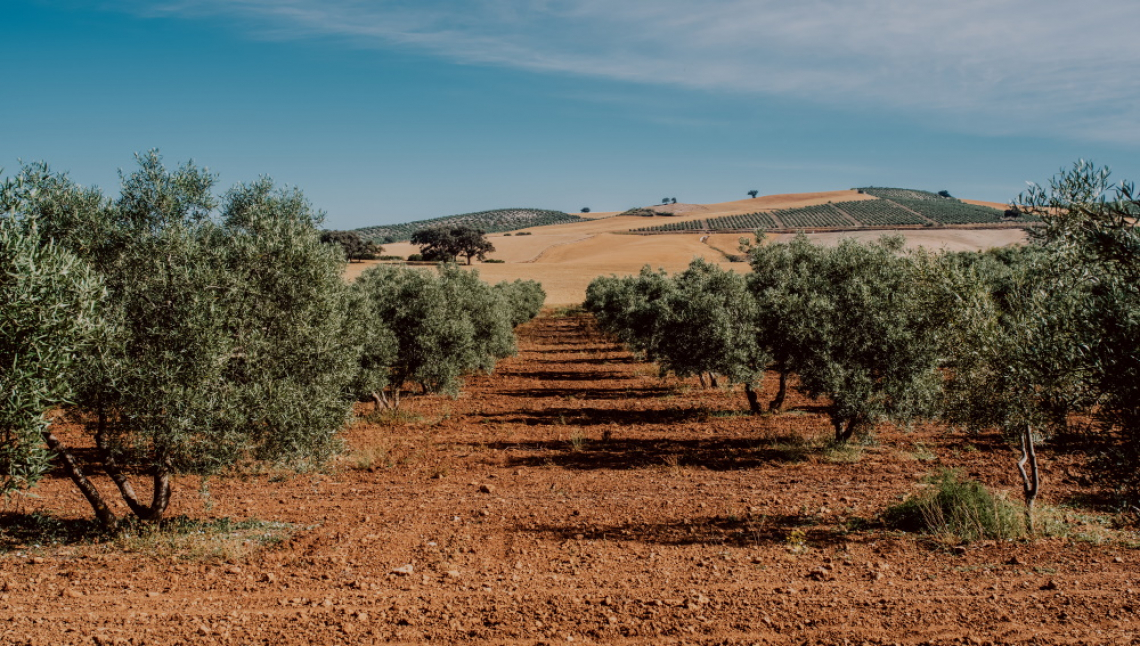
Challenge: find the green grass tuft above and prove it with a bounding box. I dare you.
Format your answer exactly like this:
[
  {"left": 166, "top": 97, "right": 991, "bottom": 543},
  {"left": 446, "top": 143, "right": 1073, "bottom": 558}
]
[{"left": 885, "top": 469, "right": 1025, "bottom": 541}]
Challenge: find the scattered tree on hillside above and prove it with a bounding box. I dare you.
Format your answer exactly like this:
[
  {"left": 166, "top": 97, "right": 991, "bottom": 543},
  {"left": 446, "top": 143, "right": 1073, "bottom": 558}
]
[
  {"left": 320, "top": 229, "right": 382, "bottom": 261},
  {"left": 581, "top": 207, "right": 591, "bottom": 213},
  {"left": 748, "top": 190, "right": 759, "bottom": 198},
  {"left": 938, "top": 190, "right": 953, "bottom": 198},
  {"left": 411, "top": 226, "right": 495, "bottom": 264}
]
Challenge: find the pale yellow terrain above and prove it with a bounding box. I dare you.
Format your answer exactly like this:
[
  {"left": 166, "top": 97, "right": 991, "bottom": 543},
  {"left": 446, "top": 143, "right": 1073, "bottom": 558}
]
[
  {"left": 767, "top": 228, "right": 1029, "bottom": 253},
  {"left": 962, "top": 198, "right": 1010, "bottom": 211},
  {"left": 349, "top": 190, "right": 1029, "bottom": 305}
]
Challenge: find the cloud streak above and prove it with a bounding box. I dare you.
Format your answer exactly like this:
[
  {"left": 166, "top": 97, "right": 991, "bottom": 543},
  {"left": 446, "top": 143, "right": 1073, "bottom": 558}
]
[{"left": 128, "top": 0, "right": 1140, "bottom": 143}]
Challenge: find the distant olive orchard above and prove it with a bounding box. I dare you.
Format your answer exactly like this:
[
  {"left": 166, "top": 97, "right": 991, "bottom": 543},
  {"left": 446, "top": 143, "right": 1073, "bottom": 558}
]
[
  {"left": 0, "top": 153, "right": 542, "bottom": 529},
  {"left": 586, "top": 161, "right": 1140, "bottom": 531}
]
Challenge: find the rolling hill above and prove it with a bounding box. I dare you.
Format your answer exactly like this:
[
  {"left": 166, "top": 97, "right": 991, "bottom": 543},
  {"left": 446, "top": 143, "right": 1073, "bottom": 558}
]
[
  {"left": 348, "top": 188, "right": 1035, "bottom": 305},
  {"left": 354, "top": 208, "right": 583, "bottom": 243}
]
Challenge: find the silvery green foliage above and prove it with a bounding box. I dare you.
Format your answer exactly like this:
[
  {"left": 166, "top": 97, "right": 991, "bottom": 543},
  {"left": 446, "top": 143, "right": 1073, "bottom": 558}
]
[
  {"left": 746, "top": 234, "right": 831, "bottom": 382},
  {"left": 585, "top": 260, "right": 768, "bottom": 407},
  {"left": 650, "top": 259, "right": 767, "bottom": 385},
  {"left": 2, "top": 153, "right": 362, "bottom": 523},
  {"left": 352, "top": 264, "right": 517, "bottom": 402},
  {"left": 584, "top": 265, "right": 674, "bottom": 361},
  {"left": 494, "top": 279, "right": 545, "bottom": 327},
  {"left": 0, "top": 216, "right": 103, "bottom": 493},
  {"left": 749, "top": 235, "right": 946, "bottom": 442},
  {"left": 938, "top": 245, "right": 1086, "bottom": 439},
  {"left": 1012, "top": 162, "right": 1140, "bottom": 502}
]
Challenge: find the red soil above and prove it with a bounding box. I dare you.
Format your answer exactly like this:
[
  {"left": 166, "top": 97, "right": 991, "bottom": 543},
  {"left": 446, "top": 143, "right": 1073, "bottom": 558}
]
[{"left": 2, "top": 313, "right": 1137, "bottom": 645}]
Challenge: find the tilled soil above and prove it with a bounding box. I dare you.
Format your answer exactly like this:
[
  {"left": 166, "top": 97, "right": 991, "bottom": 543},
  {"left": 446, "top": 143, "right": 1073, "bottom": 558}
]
[{"left": 2, "top": 312, "right": 1139, "bottom": 645}]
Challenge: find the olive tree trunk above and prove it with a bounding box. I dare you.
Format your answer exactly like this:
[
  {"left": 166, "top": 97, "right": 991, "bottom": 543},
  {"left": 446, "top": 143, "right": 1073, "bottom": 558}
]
[
  {"left": 769, "top": 363, "right": 789, "bottom": 412},
  {"left": 41, "top": 430, "right": 118, "bottom": 530},
  {"left": 743, "top": 383, "right": 763, "bottom": 416},
  {"left": 1016, "top": 425, "right": 1041, "bottom": 535}
]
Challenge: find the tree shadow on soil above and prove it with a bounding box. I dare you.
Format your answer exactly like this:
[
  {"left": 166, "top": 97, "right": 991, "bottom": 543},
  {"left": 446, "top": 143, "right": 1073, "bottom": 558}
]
[
  {"left": 514, "top": 513, "right": 863, "bottom": 548},
  {"left": 509, "top": 370, "right": 636, "bottom": 383},
  {"left": 531, "top": 356, "right": 634, "bottom": 365},
  {"left": 481, "top": 404, "right": 742, "bottom": 425},
  {"left": 0, "top": 512, "right": 107, "bottom": 549},
  {"left": 479, "top": 435, "right": 829, "bottom": 471},
  {"left": 494, "top": 388, "right": 680, "bottom": 401}
]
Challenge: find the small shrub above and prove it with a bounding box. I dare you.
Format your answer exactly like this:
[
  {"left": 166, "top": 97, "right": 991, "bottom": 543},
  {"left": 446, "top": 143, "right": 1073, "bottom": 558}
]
[
  {"left": 885, "top": 470, "right": 1024, "bottom": 541},
  {"left": 484, "top": 258, "right": 505, "bottom": 263},
  {"left": 516, "top": 231, "right": 532, "bottom": 236},
  {"left": 821, "top": 439, "right": 863, "bottom": 463},
  {"left": 407, "top": 253, "right": 424, "bottom": 262},
  {"left": 568, "top": 429, "right": 587, "bottom": 452},
  {"left": 346, "top": 441, "right": 393, "bottom": 470}
]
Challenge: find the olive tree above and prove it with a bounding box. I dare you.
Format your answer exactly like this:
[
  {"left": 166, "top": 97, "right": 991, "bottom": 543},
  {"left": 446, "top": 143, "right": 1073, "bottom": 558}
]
[
  {"left": 747, "top": 234, "right": 831, "bottom": 412},
  {"left": 2, "top": 154, "right": 363, "bottom": 528},
  {"left": 652, "top": 259, "right": 768, "bottom": 392},
  {"left": 352, "top": 264, "right": 517, "bottom": 408},
  {"left": 494, "top": 279, "right": 546, "bottom": 327},
  {"left": 0, "top": 215, "right": 103, "bottom": 496},
  {"left": 584, "top": 266, "right": 675, "bottom": 361},
  {"left": 936, "top": 245, "right": 1095, "bottom": 531},
  {"left": 1002, "top": 161, "right": 1140, "bottom": 507},
  {"left": 750, "top": 235, "right": 945, "bottom": 443}
]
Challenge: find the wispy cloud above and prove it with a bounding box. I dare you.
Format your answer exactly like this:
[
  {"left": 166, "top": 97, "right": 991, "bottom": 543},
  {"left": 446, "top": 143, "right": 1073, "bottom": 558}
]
[{"left": 123, "top": 0, "right": 1140, "bottom": 143}]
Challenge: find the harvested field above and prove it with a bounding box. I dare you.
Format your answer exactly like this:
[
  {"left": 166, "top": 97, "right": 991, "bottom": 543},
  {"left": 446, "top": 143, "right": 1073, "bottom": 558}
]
[
  {"left": 352, "top": 228, "right": 1027, "bottom": 305},
  {"left": 768, "top": 228, "right": 1030, "bottom": 253},
  {"left": 2, "top": 312, "right": 1136, "bottom": 645},
  {"left": 349, "top": 190, "right": 1031, "bottom": 304}
]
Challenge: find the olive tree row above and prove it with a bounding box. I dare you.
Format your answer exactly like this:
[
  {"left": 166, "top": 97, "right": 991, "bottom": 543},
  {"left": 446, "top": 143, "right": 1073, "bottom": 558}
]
[
  {"left": 351, "top": 265, "right": 541, "bottom": 409},
  {"left": 586, "top": 239, "right": 947, "bottom": 444},
  {"left": 586, "top": 162, "right": 1140, "bottom": 520},
  {"left": 1, "top": 154, "right": 542, "bottom": 529},
  {"left": 2, "top": 155, "right": 364, "bottom": 528},
  {"left": 586, "top": 260, "right": 768, "bottom": 396},
  {"left": 941, "top": 162, "right": 1140, "bottom": 518}
]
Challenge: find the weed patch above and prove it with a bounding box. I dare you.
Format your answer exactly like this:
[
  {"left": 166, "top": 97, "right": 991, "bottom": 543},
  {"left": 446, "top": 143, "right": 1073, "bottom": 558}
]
[
  {"left": 0, "top": 513, "right": 297, "bottom": 561},
  {"left": 884, "top": 470, "right": 1025, "bottom": 541}
]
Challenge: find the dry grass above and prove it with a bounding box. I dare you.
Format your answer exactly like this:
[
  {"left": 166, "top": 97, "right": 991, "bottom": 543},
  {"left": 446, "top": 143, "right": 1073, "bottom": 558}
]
[{"left": 344, "top": 190, "right": 1030, "bottom": 304}]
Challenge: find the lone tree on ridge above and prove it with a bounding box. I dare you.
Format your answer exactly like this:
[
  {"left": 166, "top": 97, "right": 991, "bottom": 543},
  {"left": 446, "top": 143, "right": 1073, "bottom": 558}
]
[{"left": 411, "top": 226, "right": 495, "bottom": 265}]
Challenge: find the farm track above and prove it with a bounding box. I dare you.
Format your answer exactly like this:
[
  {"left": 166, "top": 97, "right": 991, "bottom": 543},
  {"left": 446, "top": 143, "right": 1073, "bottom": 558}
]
[
  {"left": 523, "top": 234, "right": 599, "bottom": 263},
  {"left": 1, "top": 312, "right": 1138, "bottom": 645}
]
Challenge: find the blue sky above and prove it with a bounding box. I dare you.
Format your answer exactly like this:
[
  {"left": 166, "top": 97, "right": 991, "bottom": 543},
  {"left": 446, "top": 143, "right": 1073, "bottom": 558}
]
[{"left": 4, "top": 0, "right": 1139, "bottom": 229}]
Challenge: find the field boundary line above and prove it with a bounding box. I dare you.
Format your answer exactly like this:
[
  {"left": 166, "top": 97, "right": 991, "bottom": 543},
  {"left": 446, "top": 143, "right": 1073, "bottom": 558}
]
[{"left": 522, "top": 233, "right": 599, "bottom": 263}]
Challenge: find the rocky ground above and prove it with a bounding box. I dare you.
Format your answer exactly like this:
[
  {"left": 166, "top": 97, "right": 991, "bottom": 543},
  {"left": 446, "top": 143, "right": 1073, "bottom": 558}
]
[{"left": 1, "top": 312, "right": 1138, "bottom": 645}]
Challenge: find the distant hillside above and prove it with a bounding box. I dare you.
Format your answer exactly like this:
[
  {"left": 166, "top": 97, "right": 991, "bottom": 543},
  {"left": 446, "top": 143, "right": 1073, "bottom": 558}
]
[
  {"left": 355, "top": 208, "right": 582, "bottom": 243},
  {"left": 632, "top": 187, "right": 1037, "bottom": 233}
]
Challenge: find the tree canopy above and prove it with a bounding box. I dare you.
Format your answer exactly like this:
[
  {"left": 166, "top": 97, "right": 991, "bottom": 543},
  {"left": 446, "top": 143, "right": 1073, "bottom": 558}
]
[
  {"left": 410, "top": 226, "right": 495, "bottom": 264},
  {"left": 1, "top": 153, "right": 363, "bottom": 527}
]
